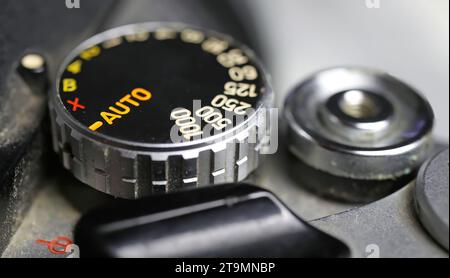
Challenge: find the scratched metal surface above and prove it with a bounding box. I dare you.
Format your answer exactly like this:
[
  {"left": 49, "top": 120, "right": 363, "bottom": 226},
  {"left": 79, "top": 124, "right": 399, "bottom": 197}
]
[{"left": 3, "top": 0, "right": 448, "bottom": 257}]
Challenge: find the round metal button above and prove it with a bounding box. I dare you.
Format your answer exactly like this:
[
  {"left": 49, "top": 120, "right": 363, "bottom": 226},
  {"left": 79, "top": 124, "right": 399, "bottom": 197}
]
[
  {"left": 415, "top": 148, "right": 449, "bottom": 250},
  {"left": 284, "top": 67, "right": 434, "bottom": 181}
]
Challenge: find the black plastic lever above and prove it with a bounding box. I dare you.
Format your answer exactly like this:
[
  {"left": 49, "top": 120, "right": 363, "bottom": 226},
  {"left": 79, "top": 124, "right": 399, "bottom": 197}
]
[{"left": 75, "top": 184, "right": 349, "bottom": 258}]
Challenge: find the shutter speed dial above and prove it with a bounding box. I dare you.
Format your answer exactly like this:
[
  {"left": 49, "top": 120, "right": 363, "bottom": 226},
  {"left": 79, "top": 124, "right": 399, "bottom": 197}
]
[{"left": 50, "top": 23, "right": 273, "bottom": 199}]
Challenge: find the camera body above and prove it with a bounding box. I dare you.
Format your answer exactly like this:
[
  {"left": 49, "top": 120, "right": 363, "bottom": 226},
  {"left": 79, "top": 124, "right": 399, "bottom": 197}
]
[{"left": 0, "top": 0, "right": 448, "bottom": 258}]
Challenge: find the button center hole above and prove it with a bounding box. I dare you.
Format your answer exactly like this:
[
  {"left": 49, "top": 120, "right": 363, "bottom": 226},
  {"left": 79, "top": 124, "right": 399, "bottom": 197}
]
[{"left": 338, "top": 90, "right": 380, "bottom": 119}]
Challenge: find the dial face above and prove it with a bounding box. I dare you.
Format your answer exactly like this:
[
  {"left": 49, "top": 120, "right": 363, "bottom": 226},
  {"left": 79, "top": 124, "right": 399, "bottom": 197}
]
[{"left": 57, "top": 25, "right": 267, "bottom": 145}]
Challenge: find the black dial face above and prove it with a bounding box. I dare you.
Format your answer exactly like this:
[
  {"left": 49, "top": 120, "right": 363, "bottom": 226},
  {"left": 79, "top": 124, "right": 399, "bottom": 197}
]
[{"left": 57, "top": 25, "right": 267, "bottom": 145}]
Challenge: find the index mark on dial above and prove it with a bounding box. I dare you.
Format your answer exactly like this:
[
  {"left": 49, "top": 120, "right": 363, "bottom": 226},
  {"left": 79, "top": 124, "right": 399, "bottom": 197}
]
[{"left": 89, "top": 121, "right": 103, "bottom": 131}]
